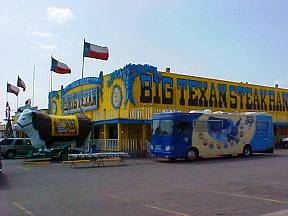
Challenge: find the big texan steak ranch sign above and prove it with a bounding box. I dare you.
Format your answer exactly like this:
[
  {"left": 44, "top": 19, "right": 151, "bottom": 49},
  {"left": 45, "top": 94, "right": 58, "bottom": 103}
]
[{"left": 140, "top": 74, "right": 288, "bottom": 112}]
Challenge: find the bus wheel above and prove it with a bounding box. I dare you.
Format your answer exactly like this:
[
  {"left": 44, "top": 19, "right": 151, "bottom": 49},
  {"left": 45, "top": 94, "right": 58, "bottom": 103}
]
[
  {"left": 243, "top": 145, "right": 252, "bottom": 157},
  {"left": 187, "top": 148, "right": 198, "bottom": 161}
]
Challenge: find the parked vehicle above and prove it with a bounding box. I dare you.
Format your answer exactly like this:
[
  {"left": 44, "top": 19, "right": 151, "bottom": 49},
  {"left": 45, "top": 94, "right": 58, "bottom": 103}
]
[
  {"left": 150, "top": 110, "right": 274, "bottom": 161},
  {"left": 281, "top": 137, "right": 288, "bottom": 148},
  {"left": 0, "top": 146, "right": 2, "bottom": 173},
  {"left": 0, "top": 138, "right": 35, "bottom": 159}
]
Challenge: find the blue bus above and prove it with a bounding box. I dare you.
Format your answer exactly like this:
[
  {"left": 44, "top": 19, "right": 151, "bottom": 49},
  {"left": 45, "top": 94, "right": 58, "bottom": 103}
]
[{"left": 150, "top": 110, "right": 273, "bottom": 161}]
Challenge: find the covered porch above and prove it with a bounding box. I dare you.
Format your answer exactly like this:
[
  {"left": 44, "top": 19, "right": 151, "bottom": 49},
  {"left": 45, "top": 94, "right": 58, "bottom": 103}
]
[{"left": 91, "top": 120, "right": 152, "bottom": 157}]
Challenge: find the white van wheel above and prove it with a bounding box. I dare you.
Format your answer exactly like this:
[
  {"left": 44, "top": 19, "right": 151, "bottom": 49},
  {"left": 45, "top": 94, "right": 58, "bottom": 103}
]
[
  {"left": 243, "top": 145, "right": 252, "bottom": 157},
  {"left": 187, "top": 149, "right": 198, "bottom": 161}
]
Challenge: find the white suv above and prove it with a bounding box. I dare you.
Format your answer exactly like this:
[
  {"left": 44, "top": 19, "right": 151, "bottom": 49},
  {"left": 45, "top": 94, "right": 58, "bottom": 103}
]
[
  {"left": 0, "top": 146, "right": 2, "bottom": 173},
  {"left": 281, "top": 137, "right": 288, "bottom": 148}
]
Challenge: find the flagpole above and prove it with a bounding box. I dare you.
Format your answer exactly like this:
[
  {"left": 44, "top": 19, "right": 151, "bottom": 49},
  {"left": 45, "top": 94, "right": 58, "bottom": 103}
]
[
  {"left": 32, "top": 65, "right": 35, "bottom": 107},
  {"left": 6, "top": 83, "right": 8, "bottom": 105},
  {"left": 50, "top": 56, "right": 53, "bottom": 92},
  {"left": 50, "top": 71, "right": 53, "bottom": 92},
  {"left": 6, "top": 84, "right": 8, "bottom": 120},
  {"left": 81, "top": 38, "right": 85, "bottom": 79},
  {"left": 16, "top": 95, "right": 19, "bottom": 111},
  {"left": 80, "top": 38, "right": 86, "bottom": 114}
]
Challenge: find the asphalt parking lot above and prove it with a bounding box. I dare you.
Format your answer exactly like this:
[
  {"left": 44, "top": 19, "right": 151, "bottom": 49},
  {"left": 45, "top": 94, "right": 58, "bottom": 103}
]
[{"left": 1, "top": 150, "right": 288, "bottom": 216}]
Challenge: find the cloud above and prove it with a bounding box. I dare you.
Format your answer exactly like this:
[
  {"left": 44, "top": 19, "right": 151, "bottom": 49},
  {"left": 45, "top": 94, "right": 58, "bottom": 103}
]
[
  {"left": 31, "top": 43, "right": 57, "bottom": 50},
  {"left": 0, "top": 16, "right": 11, "bottom": 26},
  {"left": 274, "top": 79, "right": 288, "bottom": 88},
  {"left": 48, "top": 7, "right": 74, "bottom": 23},
  {"left": 30, "top": 31, "right": 52, "bottom": 37},
  {"left": 0, "top": 16, "right": 9, "bottom": 24},
  {"left": 39, "top": 44, "right": 57, "bottom": 50},
  {"left": 26, "top": 25, "right": 53, "bottom": 37}
]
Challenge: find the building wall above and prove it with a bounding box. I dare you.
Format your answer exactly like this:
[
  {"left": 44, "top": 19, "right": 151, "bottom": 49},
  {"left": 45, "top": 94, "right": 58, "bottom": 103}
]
[
  {"left": 49, "top": 64, "right": 288, "bottom": 122},
  {"left": 48, "top": 64, "right": 288, "bottom": 149}
]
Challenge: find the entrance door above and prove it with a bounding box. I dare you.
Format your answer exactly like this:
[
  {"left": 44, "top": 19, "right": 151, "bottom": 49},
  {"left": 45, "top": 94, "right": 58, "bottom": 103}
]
[
  {"left": 109, "top": 126, "right": 118, "bottom": 139},
  {"left": 93, "top": 127, "right": 100, "bottom": 139},
  {"left": 254, "top": 121, "right": 270, "bottom": 151}
]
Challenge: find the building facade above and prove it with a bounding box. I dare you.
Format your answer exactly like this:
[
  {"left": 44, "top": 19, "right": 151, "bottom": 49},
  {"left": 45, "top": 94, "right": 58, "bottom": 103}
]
[{"left": 48, "top": 64, "right": 288, "bottom": 155}]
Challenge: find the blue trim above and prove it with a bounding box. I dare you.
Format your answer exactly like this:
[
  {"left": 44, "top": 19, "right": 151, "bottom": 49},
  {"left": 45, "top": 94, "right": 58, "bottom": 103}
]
[
  {"left": 107, "top": 64, "right": 159, "bottom": 107},
  {"left": 49, "top": 91, "right": 60, "bottom": 99},
  {"left": 48, "top": 91, "right": 60, "bottom": 114},
  {"left": 99, "top": 71, "right": 103, "bottom": 101},
  {"left": 273, "top": 122, "right": 288, "bottom": 126},
  {"left": 62, "top": 77, "right": 102, "bottom": 96},
  {"left": 93, "top": 119, "right": 150, "bottom": 125}
]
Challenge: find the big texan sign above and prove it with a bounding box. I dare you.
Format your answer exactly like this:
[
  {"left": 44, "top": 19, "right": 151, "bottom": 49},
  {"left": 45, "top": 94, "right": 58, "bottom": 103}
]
[{"left": 140, "top": 73, "right": 288, "bottom": 112}]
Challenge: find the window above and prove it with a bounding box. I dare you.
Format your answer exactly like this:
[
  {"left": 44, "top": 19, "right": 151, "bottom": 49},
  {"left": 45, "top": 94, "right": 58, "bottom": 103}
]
[
  {"left": 15, "top": 140, "right": 23, "bottom": 145},
  {"left": 194, "top": 120, "right": 223, "bottom": 133},
  {"left": 194, "top": 121, "right": 208, "bottom": 132},
  {"left": 152, "top": 120, "right": 174, "bottom": 136},
  {"left": 175, "top": 121, "right": 192, "bottom": 135},
  {"left": 256, "top": 121, "right": 269, "bottom": 130},
  {"left": 0, "top": 139, "right": 13, "bottom": 145},
  {"left": 208, "top": 120, "right": 223, "bottom": 132}
]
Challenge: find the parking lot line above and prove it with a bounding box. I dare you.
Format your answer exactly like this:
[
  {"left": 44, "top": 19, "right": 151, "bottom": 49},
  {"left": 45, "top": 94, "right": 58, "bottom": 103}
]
[
  {"left": 260, "top": 209, "right": 288, "bottom": 216},
  {"left": 268, "top": 182, "right": 288, "bottom": 187},
  {"left": 181, "top": 187, "right": 288, "bottom": 205},
  {"left": 105, "top": 193, "right": 191, "bottom": 216},
  {"left": 13, "top": 165, "right": 31, "bottom": 172},
  {"left": 145, "top": 204, "right": 191, "bottom": 216},
  {"left": 13, "top": 202, "right": 35, "bottom": 216}
]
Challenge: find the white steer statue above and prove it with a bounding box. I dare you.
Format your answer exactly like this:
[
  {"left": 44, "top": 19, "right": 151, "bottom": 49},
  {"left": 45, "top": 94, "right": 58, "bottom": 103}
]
[{"left": 13, "top": 109, "right": 92, "bottom": 152}]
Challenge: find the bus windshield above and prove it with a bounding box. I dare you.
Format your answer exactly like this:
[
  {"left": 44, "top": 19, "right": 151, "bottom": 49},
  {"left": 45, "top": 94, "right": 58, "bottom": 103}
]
[{"left": 152, "top": 120, "right": 174, "bottom": 136}]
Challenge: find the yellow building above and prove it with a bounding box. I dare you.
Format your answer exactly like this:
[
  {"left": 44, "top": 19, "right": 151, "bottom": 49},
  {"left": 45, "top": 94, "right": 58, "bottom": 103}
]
[{"left": 48, "top": 64, "right": 288, "bottom": 155}]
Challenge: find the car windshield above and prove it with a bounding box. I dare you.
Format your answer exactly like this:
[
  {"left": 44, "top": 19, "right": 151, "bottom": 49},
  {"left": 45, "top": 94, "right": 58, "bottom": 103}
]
[
  {"left": 152, "top": 119, "right": 174, "bottom": 136},
  {"left": 0, "top": 139, "right": 13, "bottom": 145}
]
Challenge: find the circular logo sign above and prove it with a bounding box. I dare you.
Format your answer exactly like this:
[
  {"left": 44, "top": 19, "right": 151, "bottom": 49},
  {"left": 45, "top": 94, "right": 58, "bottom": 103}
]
[
  {"left": 111, "top": 85, "right": 122, "bottom": 109},
  {"left": 51, "top": 101, "right": 57, "bottom": 115}
]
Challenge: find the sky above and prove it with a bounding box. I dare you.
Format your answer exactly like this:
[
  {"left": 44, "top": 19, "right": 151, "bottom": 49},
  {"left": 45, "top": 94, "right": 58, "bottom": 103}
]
[{"left": 1, "top": 0, "right": 288, "bottom": 120}]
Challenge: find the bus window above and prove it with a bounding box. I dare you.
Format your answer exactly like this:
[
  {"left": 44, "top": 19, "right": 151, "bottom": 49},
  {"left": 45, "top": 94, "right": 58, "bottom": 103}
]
[
  {"left": 208, "top": 120, "right": 223, "bottom": 132},
  {"left": 256, "top": 121, "right": 269, "bottom": 130},
  {"left": 152, "top": 120, "right": 174, "bottom": 136},
  {"left": 194, "top": 121, "right": 208, "bottom": 132},
  {"left": 175, "top": 121, "right": 192, "bottom": 135}
]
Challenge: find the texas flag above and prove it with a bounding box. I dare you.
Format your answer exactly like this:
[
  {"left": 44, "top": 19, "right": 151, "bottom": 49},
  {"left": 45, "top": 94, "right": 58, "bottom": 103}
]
[
  {"left": 83, "top": 41, "right": 109, "bottom": 60},
  {"left": 50, "top": 57, "right": 71, "bottom": 74},
  {"left": 17, "top": 75, "right": 26, "bottom": 91},
  {"left": 7, "top": 83, "right": 20, "bottom": 96}
]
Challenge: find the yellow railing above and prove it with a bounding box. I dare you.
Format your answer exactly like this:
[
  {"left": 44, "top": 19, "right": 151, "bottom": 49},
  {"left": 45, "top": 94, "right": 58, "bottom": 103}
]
[
  {"left": 92, "top": 107, "right": 176, "bottom": 121},
  {"left": 90, "top": 139, "right": 150, "bottom": 157}
]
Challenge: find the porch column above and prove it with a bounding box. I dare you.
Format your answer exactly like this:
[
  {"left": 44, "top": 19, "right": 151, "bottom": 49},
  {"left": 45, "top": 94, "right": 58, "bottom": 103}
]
[
  {"left": 118, "top": 123, "right": 122, "bottom": 151},
  {"left": 142, "top": 124, "right": 147, "bottom": 154},
  {"left": 104, "top": 124, "right": 109, "bottom": 139}
]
